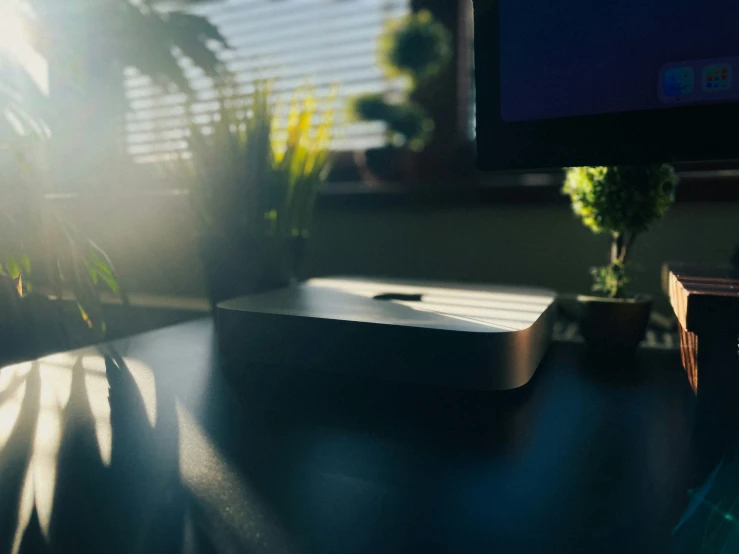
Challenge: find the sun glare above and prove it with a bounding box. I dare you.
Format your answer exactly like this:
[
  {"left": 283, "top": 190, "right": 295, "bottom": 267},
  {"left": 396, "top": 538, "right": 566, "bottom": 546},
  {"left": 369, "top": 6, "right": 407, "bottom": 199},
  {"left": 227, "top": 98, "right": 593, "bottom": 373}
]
[
  {"left": 0, "top": 2, "right": 29, "bottom": 58},
  {"left": 0, "top": 2, "right": 48, "bottom": 95}
]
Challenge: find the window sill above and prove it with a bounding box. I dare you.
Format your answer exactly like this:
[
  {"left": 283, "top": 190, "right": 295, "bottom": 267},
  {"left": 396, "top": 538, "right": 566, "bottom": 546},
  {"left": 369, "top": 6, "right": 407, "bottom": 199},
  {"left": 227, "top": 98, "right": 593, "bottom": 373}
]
[
  {"left": 42, "top": 169, "right": 739, "bottom": 207},
  {"left": 318, "top": 170, "right": 739, "bottom": 209},
  {"left": 48, "top": 290, "right": 210, "bottom": 313}
]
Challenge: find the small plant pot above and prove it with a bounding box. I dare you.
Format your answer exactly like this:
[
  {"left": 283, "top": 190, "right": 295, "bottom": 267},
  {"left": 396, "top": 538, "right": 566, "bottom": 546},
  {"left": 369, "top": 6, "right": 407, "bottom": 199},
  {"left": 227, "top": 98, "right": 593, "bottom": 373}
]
[
  {"left": 576, "top": 295, "right": 653, "bottom": 353},
  {"left": 198, "top": 235, "right": 304, "bottom": 307},
  {"left": 354, "top": 146, "right": 416, "bottom": 185}
]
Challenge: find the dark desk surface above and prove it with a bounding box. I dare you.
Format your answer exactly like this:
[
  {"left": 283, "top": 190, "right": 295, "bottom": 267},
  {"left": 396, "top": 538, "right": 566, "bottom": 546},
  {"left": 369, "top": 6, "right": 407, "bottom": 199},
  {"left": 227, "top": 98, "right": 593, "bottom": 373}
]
[{"left": 0, "top": 318, "right": 700, "bottom": 554}]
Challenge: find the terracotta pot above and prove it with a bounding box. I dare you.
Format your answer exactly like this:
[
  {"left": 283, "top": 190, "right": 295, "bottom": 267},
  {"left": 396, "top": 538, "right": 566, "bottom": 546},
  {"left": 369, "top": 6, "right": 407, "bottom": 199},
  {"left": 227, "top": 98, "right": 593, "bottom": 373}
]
[{"left": 576, "top": 295, "right": 653, "bottom": 352}]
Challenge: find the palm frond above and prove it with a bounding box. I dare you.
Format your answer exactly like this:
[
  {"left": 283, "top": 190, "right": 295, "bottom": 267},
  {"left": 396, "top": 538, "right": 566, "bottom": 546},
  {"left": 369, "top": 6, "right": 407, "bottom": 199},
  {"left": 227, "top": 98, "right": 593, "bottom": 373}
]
[
  {"left": 166, "top": 12, "right": 230, "bottom": 48},
  {"left": 0, "top": 52, "right": 52, "bottom": 138},
  {"left": 23, "top": 0, "right": 229, "bottom": 97}
]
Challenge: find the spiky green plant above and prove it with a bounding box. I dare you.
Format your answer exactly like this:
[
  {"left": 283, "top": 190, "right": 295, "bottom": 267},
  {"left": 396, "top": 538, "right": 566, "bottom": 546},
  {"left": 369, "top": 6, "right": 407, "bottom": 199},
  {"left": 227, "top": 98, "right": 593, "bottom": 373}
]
[
  {"left": 272, "top": 89, "right": 334, "bottom": 238},
  {"left": 563, "top": 165, "right": 678, "bottom": 298},
  {"left": 183, "top": 84, "right": 333, "bottom": 240}
]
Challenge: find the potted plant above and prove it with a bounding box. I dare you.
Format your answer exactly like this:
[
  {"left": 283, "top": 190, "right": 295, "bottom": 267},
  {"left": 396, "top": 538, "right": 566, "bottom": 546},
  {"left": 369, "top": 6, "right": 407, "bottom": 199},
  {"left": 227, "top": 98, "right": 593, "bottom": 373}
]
[
  {"left": 562, "top": 165, "right": 678, "bottom": 351},
  {"left": 349, "top": 9, "right": 451, "bottom": 184},
  {"left": 0, "top": 0, "right": 220, "bottom": 362},
  {"left": 179, "top": 84, "right": 333, "bottom": 306}
]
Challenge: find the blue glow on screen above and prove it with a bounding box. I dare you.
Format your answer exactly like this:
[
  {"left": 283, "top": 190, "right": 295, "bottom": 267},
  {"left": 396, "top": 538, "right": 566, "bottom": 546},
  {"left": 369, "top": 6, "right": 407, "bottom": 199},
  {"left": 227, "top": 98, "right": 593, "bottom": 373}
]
[{"left": 499, "top": 1, "right": 739, "bottom": 122}]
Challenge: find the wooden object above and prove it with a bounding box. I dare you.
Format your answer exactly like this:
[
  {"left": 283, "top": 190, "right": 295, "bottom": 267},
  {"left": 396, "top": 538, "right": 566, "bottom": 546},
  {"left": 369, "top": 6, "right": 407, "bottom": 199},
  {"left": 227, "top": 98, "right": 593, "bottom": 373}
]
[
  {"left": 663, "top": 263, "right": 739, "bottom": 471},
  {"left": 664, "top": 264, "right": 739, "bottom": 392},
  {"left": 217, "top": 277, "right": 556, "bottom": 391}
]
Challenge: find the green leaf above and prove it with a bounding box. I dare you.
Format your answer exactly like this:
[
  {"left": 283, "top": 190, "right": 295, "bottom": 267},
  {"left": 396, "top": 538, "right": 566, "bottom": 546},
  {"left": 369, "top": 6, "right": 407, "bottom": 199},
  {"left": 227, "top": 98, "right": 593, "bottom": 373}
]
[
  {"left": 77, "top": 303, "right": 92, "bottom": 329},
  {"left": 20, "top": 254, "right": 31, "bottom": 274},
  {"left": 93, "top": 255, "right": 115, "bottom": 277},
  {"left": 590, "top": 262, "right": 630, "bottom": 299},
  {"left": 6, "top": 257, "right": 20, "bottom": 279},
  {"left": 97, "top": 272, "right": 121, "bottom": 296}
]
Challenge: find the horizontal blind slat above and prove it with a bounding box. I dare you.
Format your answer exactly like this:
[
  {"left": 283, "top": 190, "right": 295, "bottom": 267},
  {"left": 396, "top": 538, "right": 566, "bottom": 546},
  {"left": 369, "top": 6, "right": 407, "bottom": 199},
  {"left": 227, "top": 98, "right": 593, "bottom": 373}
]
[
  {"left": 125, "top": 0, "right": 408, "bottom": 163},
  {"left": 125, "top": 78, "right": 389, "bottom": 123}
]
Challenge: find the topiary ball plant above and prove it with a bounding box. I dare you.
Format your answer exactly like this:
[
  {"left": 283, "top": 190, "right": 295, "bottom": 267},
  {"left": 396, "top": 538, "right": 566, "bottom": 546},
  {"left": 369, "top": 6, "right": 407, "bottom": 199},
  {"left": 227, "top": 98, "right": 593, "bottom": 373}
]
[
  {"left": 349, "top": 95, "right": 434, "bottom": 152},
  {"left": 379, "top": 9, "right": 452, "bottom": 85},
  {"left": 383, "top": 101, "right": 434, "bottom": 152},
  {"left": 351, "top": 94, "right": 395, "bottom": 123},
  {"left": 349, "top": 9, "right": 450, "bottom": 156},
  {"left": 563, "top": 165, "right": 678, "bottom": 298}
]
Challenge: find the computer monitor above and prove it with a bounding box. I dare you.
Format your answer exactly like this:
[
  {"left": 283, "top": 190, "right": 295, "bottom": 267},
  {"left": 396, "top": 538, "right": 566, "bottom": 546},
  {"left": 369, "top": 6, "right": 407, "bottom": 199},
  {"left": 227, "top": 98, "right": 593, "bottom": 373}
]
[{"left": 474, "top": 0, "right": 739, "bottom": 170}]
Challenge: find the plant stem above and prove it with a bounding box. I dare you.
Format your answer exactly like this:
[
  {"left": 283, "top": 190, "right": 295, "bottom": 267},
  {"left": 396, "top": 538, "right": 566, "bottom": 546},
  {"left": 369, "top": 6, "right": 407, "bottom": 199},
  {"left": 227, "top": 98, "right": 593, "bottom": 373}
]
[
  {"left": 611, "top": 232, "right": 638, "bottom": 266},
  {"left": 619, "top": 233, "right": 637, "bottom": 264},
  {"left": 611, "top": 233, "right": 623, "bottom": 265}
]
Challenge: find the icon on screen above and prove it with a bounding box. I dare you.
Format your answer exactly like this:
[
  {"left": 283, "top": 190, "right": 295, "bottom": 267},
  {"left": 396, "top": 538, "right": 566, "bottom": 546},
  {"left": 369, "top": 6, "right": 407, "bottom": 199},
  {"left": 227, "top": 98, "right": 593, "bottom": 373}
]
[
  {"left": 663, "top": 67, "right": 695, "bottom": 97},
  {"left": 703, "top": 64, "right": 732, "bottom": 92}
]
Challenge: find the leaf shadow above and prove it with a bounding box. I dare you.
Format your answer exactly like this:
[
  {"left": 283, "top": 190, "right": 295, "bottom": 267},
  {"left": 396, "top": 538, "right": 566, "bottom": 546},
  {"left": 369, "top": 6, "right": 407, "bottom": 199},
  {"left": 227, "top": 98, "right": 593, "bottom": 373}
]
[
  {"left": 0, "top": 362, "right": 41, "bottom": 554},
  {"left": 11, "top": 350, "right": 188, "bottom": 554}
]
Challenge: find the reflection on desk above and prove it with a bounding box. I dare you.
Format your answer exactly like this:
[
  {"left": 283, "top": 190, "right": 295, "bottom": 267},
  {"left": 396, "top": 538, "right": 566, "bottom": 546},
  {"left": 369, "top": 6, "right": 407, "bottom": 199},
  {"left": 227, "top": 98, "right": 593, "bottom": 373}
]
[{"left": 0, "top": 319, "right": 699, "bottom": 553}]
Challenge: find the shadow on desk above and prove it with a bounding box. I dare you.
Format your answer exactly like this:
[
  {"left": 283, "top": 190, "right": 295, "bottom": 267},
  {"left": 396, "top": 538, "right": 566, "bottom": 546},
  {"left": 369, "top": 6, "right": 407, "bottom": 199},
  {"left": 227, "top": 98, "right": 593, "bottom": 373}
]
[
  {"left": 0, "top": 317, "right": 712, "bottom": 554},
  {"left": 0, "top": 351, "right": 221, "bottom": 554}
]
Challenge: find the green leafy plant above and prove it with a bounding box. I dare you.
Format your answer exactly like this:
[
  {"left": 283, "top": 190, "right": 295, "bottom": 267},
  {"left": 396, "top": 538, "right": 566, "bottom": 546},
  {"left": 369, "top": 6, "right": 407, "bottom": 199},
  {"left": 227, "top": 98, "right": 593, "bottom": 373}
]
[
  {"left": 0, "top": 142, "right": 126, "bottom": 339},
  {"left": 182, "top": 83, "right": 333, "bottom": 240},
  {"left": 0, "top": 0, "right": 223, "bottom": 338},
  {"left": 563, "top": 165, "right": 678, "bottom": 298},
  {"left": 350, "top": 10, "right": 450, "bottom": 153}
]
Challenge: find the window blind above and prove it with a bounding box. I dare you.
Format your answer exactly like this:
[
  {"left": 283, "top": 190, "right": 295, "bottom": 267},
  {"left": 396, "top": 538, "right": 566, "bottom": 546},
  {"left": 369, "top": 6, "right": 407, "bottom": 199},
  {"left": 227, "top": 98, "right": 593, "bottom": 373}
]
[{"left": 124, "top": 0, "right": 409, "bottom": 164}]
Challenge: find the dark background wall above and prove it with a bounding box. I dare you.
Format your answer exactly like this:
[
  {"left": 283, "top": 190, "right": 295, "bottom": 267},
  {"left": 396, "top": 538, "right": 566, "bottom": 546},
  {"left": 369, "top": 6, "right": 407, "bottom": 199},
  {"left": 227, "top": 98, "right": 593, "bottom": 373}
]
[
  {"left": 57, "top": 193, "right": 738, "bottom": 316},
  {"left": 307, "top": 199, "right": 737, "bottom": 314}
]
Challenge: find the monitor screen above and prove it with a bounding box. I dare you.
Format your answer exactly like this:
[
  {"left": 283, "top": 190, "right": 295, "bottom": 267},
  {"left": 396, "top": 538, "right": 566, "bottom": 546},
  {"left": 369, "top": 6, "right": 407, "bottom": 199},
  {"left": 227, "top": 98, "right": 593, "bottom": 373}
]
[
  {"left": 500, "top": 1, "right": 739, "bottom": 122},
  {"left": 474, "top": 0, "right": 739, "bottom": 170}
]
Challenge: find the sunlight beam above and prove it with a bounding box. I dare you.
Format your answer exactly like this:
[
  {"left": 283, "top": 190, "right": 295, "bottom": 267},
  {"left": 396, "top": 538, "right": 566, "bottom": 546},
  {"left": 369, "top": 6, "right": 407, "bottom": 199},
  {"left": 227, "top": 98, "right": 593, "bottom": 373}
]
[{"left": 0, "top": 2, "right": 49, "bottom": 96}]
